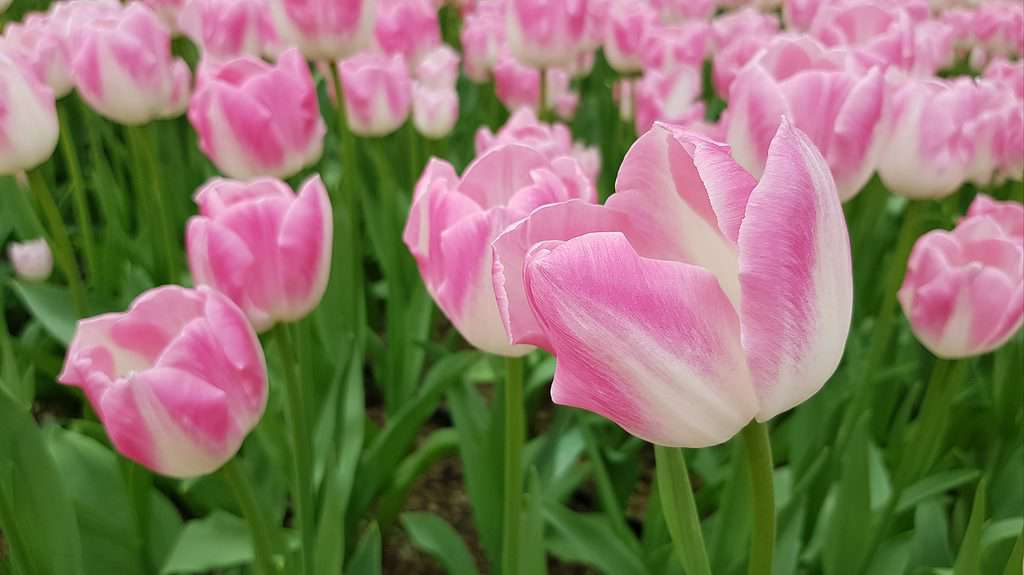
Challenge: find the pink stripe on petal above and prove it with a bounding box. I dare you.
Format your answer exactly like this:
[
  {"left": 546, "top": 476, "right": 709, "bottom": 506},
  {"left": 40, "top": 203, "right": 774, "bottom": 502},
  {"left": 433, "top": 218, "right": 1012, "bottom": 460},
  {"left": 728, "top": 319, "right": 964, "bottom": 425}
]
[
  {"left": 737, "top": 119, "right": 853, "bottom": 421},
  {"left": 278, "top": 175, "right": 332, "bottom": 320},
  {"left": 524, "top": 232, "right": 758, "bottom": 447}
]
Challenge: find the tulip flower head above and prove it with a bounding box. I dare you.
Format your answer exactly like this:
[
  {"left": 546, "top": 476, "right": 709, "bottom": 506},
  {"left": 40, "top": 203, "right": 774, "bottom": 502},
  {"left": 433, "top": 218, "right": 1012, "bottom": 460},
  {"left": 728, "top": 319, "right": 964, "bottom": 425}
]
[
  {"left": 0, "top": 52, "right": 59, "bottom": 175},
  {"left": 0, "top": 12, "right": 74, "bottom": 97},
  {"left": 7, "top": 238, "right": 53, "bottom": 282},
  {"left": 338, "top": 52, "right": 412, "bottom": 137},
  {"left": 403, "top": 144, "right": 597, "bottom": 356},
  {"left": 899, "top": 195, "right": 1024, "bottom": 359},
  {"left": 188, "top": 49, "right": 326, "bottom": 179},
  {"left": 460, "top": 0, "right": 504, "bottom": 82},
  {"left": 375, "top": 0, "right": 441, "bottom": 65},
  {"left": 493, "top": 119, "right": 854, "bottom": 447},
  {"left": 506, "top": 0, "right": 591, "bottom": 69},
  {"left": 59, "top": 286, "right": 268, "bottom": 478},
  {"left": 603, "top": 0, "right": 657, "bottom": 74},
  {"left": 187, "top": 175, "right": 333, "bottom": 332},
  {"left": 268, "top": 0, "right": 376, "bottom": 60},
  {"left": 178, "top": 0, "right": 278, "bottom": 61}
]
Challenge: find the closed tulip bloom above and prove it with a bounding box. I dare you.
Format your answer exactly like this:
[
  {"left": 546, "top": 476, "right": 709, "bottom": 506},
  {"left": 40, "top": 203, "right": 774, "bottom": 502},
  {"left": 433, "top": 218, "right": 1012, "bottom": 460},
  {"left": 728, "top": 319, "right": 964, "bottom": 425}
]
[
  {"left": 58, "top": 286, "right": 268, "bottom": 478},
  {"left": 403, "top": 145, "right": 597, "bottom": 356},
  {"left": 178, "top": 0, "right": 277, "bottom": 61},
  {"left": 506, "top": 0, "right": 590, "bottom": 69},
  {"left": 494, "top": 55, "right": 540, "bottom": 111},
  {"left": 492, "top": 119, "right": 853, "bottom": 447},
  {"left": 415, "top": 44, "right": 460, "bottom": 89},
  {"left": 338, "top": 53, "right": 411, "bottom": 137},
  {"left": 375, "top": 0, "right": 441, "bottom": 65},
  {"left": 412, "top": 82, "right": 458, "bottom": 138},
  {"left": 642, "top": 21, "right": 709, "bottom": 73},
  {"left": 984, "top": 57, "right": 1024, "bottom": 99},
  {"left": 188, "top": 49, "right": 325, "bottom": 179},
  {"left": 1, "top": 13, "right": 74, "bottom": 96},
  {"left": 633, "top": 66, "right": 703, "bottom": 134},
  {"left": 649, "top": 0, "right": 715, "bottom": 23},
  {"left": 603, "top": 0, "right": 656, "bottom": 74},
  {"left": 0, "top": 53, "right": 58, "bottom": 175},
  {"left": 7, "top": 238, "right": 53, "bottom": 282},
  {"left": 268, "top": 0, "right": 376, "bottom": 60},
  {"left": 187, "top": 175, "right": 333, "bottom": 332},
  {"left": 143, "top": 0, "right": 189, "bottom": 31},
  {"left": 460, "top": 0, "right": 504, "bottom": 82},
  {"left": 899, "top": 195, "right": 1023, "bottom": 359},
  {"left": 71, "top": 3, "right": 191, "bottom": 125},
  {"left": 728, "top": 35, "right": 886, "bottom": 201}
]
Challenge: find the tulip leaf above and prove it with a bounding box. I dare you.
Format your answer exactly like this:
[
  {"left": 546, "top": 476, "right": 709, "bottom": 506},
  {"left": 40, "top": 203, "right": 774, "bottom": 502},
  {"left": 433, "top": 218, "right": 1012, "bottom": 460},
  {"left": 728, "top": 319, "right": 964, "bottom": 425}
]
[
  {"left": 0, "top": 388, "right": 83, "bottom": 575},
  {"left": 401, "top": 512, "right": 482, "bottom": 575},
  {"left": 897, "top": 469, "right": 983, "bottom": 513},
  {"left": 823, "top": 413, "right": 873, "bottom": 575},
  {"left": 521, "top": 468, "right": 549, "bottom": 575},
  {"left": 347, "top": 523, "right": 382, "bottom": 575},
  {"left": 952, "top": 480, "right": 987, "bottom": 575},
  {"left": 160, "top": 512, "right": 253, "bottom": 574},
  {"left": 544, "top": 502, "right": 650, "bottom": 575},
  {"left": 9, "top": 281, "right": 76, "bottom": 345}
]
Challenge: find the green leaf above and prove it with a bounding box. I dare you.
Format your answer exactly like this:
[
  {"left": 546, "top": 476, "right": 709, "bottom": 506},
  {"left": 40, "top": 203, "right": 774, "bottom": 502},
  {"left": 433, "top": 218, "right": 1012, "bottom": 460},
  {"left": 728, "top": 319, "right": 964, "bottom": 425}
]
[
  {"left": 401, "top": 512, "right": 481, "bottom": 575},
  {"left": 952, "top": 480, "right": 987, "bottom": 575},
  {"left": 160, "top": 512, "right": 253, "bottom": 574},
  {"left": 521, "top": 468, "right": 548, "bottom": 575},
  {"left": 908, "top": 500, "right": 953, "bottom": 571},
  {"left": 823, "top": 414, "right": 873, "bottom": 575},
  {"left": 9, "top": 281, "right": 76, "bottom": 345},
  {"left": 898, "top": 470, "right": 983, "bottom": 513},
  {"left": 544, "top": 502, "right": 650, "bottom": 575},
  {"left": 0, "top": 389, "right": 83, "bottom": 575},
  {"left": 347, "top": 523, "right": 382, "bottom": 575}
]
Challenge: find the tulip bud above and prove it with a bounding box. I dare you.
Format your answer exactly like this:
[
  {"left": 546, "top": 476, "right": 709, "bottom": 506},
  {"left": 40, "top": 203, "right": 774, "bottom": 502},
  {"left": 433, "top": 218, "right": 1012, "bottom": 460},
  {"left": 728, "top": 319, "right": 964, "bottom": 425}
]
[
  {"left": 603, "top": 0, "right": 656, "bottom": 74},
  {"left": 375, "top": 0, "right": 441, "bottom": 65},
  {"left": 0, "top": 13, "right": 74, "bottom": 97},
  {"left": 899, "top": 195, "right": 1024, "bottom": 359},
  {"left": 188, "top": 49, "right": 325, "bottom": 179},
  {"left": 633, "top": 66, "right": 703, "bottom": 135},
  {"left": 187, "top": 175, "right": 333, "bottom": 332},
  {"left": 415, "top": 45, "right": 460, "bottom": 90},
  {"left": 412, "top": 83, "right": 458, "bottom": 138},
  {"left": 268, "top": 0, "right": 376, "bottom": 60},
  {"left": 71, "top": 3, "right": 192, "bottom": 125},
  {"left": 59, "top": 286, "right": 268, "bottom": 478},
  {"left": 460, "top": 0, "right": 504, "bottom": 82},
  {"left": 0, "top": 53, "right": 59, "bottom": 175},
  {"left": 7, "top": 239, "right": 54, "bottom": 282},
  {"left": 506, "top": 0, "right": 590, "bottom": 69},
  {"left": 178, "top": 0, "right": 277, "bottom": 61},
  {"left": 338, "top": 53, "right": 412, "bottom": 137}
]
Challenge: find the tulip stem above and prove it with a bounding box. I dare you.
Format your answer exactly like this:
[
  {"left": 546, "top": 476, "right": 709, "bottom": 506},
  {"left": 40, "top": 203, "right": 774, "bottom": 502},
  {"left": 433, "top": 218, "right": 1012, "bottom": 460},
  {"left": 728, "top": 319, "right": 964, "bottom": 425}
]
[
  {"left": 222, "top": 457, "right": 280, "bottom": 575},
  {"left": 25, "top": 168, "right": 86, "bottom": 315},
  {"left": 275, "top": 324, "right": 315, "bottom": 575},
  {"left": 742, "top": 421, "right": 775, "bottom": 575},
  {"left": 538, "top": 67, "right": 548, "bottom": 122},
  {"left": 126, "top": 126, "right": 179, "bottom": 284},
  {"left": 502, "top": 356, "right": 525, "bottom": 575},
  {"left": 57, "top": 101, "right": 98, "bottom": 282},
  {"left": 654, "top": 445, "right": 712, "bottom": 575}
]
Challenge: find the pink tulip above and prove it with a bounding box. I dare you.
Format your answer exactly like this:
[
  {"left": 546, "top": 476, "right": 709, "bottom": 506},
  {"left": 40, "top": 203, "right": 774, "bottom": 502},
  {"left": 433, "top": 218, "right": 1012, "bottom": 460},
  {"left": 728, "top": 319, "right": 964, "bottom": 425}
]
[
  {"left": 973, "top": 1, "right": 1023, "bottom": 61},
  {"left": 506, "top": 0, "right": 590, "bottom": 69},
  {"left": 375, "top": 0, "right": 441, "bottom": 65},
  {"left": 727, "top": 35, "right": 886, "bottom": 201},
  {"left": 403, "top": 144, "right": 596, "bottom": 356},
  {"left": 649, "top": 0, "right": 715, "bottom": 23},
  {"left": 602, "top": 0, "right": 657, "bottom": 74},
  {"left": 0, "top": 13, "right": 74, "bottom": 96},
  {"left": 59, "top": 286, "right": 268, "bottom": 478},
  {"left": 493, "top": 57, "right": 578, "bottom": 119},
  {"left": 492, "top": 119, "right": 853, "bottom": 447},
  {"left": 416, "top": 44, "right": 460, "bottom": 89},
  {"left": 71, "top": 3, "right": 191, "bottom": 125},
  {"left": 8, "top": 238, "right": 53, "bottom": 282},
  {"left": 476, "top": 108, "right": 600, "bottom": 187},
  {"left": 633, "top": 66, "right": 703, "bottom": 135},
  {"left": 642, "top": 21, "right": 709, "bottom": 74},
  {"left": 899, "top": 195, "right": 1023, "bottom": 359},
  {"left": 142, "top": 0, "right": 188, "bottom": 31},
  {"left": 460, "top": 0, "right": 504, "bottom": 82},
  {"left": 0, "top": 53, "right": 58, "bottom": 175},
  {"left": 178, "top": 0, "right": 277, "bottom": 61},
  {"left": 187, "top": 175, "right": 332, "bottom": 332},
  {"left": 984, "top": 57, "right": 1024, "bottom": 99},
  {"left": 783, "top": 0, "right": 825, "bottom": 31},
  {"left": 268, "top": 0, "right": 376, "bottom": 59},
  {"left": 338, "top": 52, "right": 412, "bottom": 137},
  {"left": 412, "top": 83, "right": 459, "bottom": 138}
]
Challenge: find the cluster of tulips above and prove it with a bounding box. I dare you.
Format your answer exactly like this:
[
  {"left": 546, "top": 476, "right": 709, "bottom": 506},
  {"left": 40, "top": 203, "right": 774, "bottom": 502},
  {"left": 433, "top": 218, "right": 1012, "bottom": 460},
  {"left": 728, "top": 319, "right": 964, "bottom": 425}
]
[{"left": 1, "top": 0, "right": 1022, "bottom": 573}]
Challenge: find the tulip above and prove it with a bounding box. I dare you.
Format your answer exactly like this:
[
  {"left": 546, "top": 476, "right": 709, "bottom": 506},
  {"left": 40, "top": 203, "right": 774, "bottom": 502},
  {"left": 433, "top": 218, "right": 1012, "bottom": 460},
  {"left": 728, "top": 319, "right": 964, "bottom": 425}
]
[
  {"left": 268, "top": 0, "right": 376, "bottom": 60},
  {"left": 178, "top": 0, "right": 277, "bottom": 61},
  {"left": 783, "top": 0, "right": 824, "bottom": 31},
  {"left": 58, "top": 286, "right": 268, "bottom": 478},
  {"left": 493, "top": 55, "right": 540, "bottom": 111},
  {"left": 187, "top": 175, "right": 333, "bottom": 332},
  {"left": 337, "top": 52, "right": 412, "bottom": 137},
  {"left": 416, "top": 44, "right": 460, "bottom": 90},
  {"left": 492, "top": 119, "right": 853, "bottom": 447},
  {"left": 727, "top": 35, "right": 886, "bottom": 201},
  {"left": 7, "top": 238, "right": 54, "bottom": 282},
  {"left": 0, "top": 13, "right": 74, "bottom": 97},
  {"left": 0, "top": 53, "right": 59, "bottom": 175},
  {"left": 602, "top": 0, "right": 657, "bottom": 74},
  {"left": 649, "top": 0, "right": 715, "bottom": 23},
  {"left": 476, "top": 108, "right": 600, "bottom": 187},
  {"left": 642, "top": 21, "right": 709, "bottom": 74},
  {"left": 412, "top": 83, "right": 458, "bottom": 138},
  {"left": 899, "top": 195, "right": 1023, "bottom": 359},
  {"left": 188, "top": 48, "right": 325, "bottom": 179},
  {"left": 71, "top": 3, "right": 191, "bottom": 125},
  {"left": 984, "top": 57, "right": 1024, "bottom": 99},
  {"left": 710, "top": 8, "right": 779, "bottom": 98},
  {"left": 375, "top": 0, "right": 441, "bottom": 65},
  {"left": 506, "top": 0, "right": 590, "bottom": 69},
  {"left": 403, "top": 144, "right": 597, "bottom": 356},
  {"left": 460, "top": 0, "right": 504, "bottom": 82},
  {"left": 633, "top": 66, "right": 703, "bottom": 135},
  {"left": 142, "top": 0, "right": 188, "bottom": 30}
]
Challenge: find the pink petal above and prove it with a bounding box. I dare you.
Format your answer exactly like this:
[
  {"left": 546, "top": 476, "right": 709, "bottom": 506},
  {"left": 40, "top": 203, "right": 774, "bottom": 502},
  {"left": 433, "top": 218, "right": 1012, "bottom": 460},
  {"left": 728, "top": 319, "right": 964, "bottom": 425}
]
[
  {"left": 277, "top": 175, "right": 332, "bottom": 321},
  {"left": 457, "top": 144, "right": 550, "bottom": 209}
]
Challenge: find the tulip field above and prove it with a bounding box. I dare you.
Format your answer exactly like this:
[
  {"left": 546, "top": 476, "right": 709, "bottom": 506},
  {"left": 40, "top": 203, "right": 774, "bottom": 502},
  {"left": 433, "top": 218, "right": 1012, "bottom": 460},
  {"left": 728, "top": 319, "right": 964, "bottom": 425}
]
[{"left": 1, "top": 0, "right": 1023, "bottom": 573}]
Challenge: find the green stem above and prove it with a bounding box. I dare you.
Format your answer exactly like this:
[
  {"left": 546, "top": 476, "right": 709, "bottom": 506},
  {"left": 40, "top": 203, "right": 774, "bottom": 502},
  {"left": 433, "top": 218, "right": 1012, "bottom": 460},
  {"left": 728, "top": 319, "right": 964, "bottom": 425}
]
[
  {"left": 538, "top": 67, "right": 548, "bottom": 122},
  {"left": 25, "top": 168, "right": 86, "bottom": 315},
  {"left": 654, "top": 445, "right": 712, "bottom": 575},
  {"left": 57, "top": 102, "right": 98, "bottom": 281},
  {"left": 135, "top": 125, "right": 179, "bottom": 283},
  {"left": 222, "top": 457, "right": 280, "bottom": 575},
  {"left": 125, "top": 461, "right": 154, "bottom": 573},
  {"left": 502, "top": 356, "right": 525, "bottom": 575},
  {"left": 275, "top": 324, "right": 314, "bottom": 575},
  {"left": 742, "top": 421, "right": 775, "bottom": 575}
]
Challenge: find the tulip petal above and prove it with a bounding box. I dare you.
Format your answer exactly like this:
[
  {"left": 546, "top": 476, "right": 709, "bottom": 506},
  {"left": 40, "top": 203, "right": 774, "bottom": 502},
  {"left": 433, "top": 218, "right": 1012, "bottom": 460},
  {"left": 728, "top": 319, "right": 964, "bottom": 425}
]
[
  {"left": 737, "top": 119, "right": 853, "bottom": 421},
  {"left": 524, "top": 232, "right": 757, "bottom": 447},
  {"left": 727, "top": 63, "right": 789, "bottom": 179},
  {"left": 278, "top": 175, "right": 332, "bottom": 321},
  {"left": 457, "top": 144, "right": 550, "bottom": 209}
]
